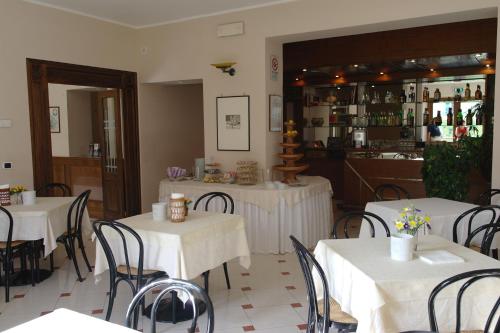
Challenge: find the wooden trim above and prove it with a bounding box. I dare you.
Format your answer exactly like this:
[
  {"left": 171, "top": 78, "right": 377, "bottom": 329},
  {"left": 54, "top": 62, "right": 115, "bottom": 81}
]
[
  {"left": 284, "top": 18, "right": 497, "bottom": 72},
  {"left": 26, "top": 59, "right": 141, "bottom": 216}
]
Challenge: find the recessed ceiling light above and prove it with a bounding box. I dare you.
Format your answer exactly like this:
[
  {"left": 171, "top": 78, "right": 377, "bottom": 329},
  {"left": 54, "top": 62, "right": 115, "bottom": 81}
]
[
  {"left": 337, "top": 87, "right": 341, "bottom": 90},
  {"left": 476, "top": 53, "right": 481, "bottom": 57},
  {"left": 295, "top": 77, "right": 299, "bottom": 81},
  {"left": 379, "top": 72, "right": 384, "bottom": 75},
  {"left": 335, "top": 75, "right": 340, "bottom": 78},
  {"left": 486, "top": 64, "right": 491, "bottom": 68},
  {"left": 430, "top": 68, "right": 435, "bottom": 72},
  {"left": 410, "top": 59, "right": 416, "bottom": 63},
  {"left": 302, "top": 68, "right": 307, "bottom": 72},
  {"left": 371, "top": 85, "right": 375, "bottom": 88},
  {"left": 353, "top": 64, "right": 359, "bottom": 68}
]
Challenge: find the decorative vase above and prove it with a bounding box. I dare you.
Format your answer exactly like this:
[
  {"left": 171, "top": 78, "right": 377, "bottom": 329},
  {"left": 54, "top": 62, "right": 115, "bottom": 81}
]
[
  {"left": 390, "top": 233, "right": 415, "bottom": 261},
  {"left": 10, "top": 193, "right": 20, "bottom": 205}
]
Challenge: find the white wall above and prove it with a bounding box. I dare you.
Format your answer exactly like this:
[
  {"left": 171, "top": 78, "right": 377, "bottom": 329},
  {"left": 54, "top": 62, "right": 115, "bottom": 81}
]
[
  {"left": 134, "top": 0, "right": 500, "bottom": 187},
  {"left": 0, "top": 0, "right": 138, "bottom": 186},
  {"left": 48, "top": 84, "right": 70, "bottom": 156}
]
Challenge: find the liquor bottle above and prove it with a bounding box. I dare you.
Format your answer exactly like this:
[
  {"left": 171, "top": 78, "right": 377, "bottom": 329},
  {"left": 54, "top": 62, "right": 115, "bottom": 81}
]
[
  {"left": 398, "top": 108, "right": 404, "bottom": 126},
  {"left": 433, "top": 88, "right": 441, "bottom": 102},
  {"left": 475, "top": 109, "right": 483, "bottom": 125},
  {"left": 457, "top": 109, "right": 464, "bottom": 125},
  {"left": 422, "top": 87, "right": 429, "bottom": 102},
  {"left": 475, "top": 85, "right": 483, "bottom": 100},
  {"left": 466, "top": 109, "right": 473, "bottom": 126},
  {"left": 399, "top": 89, "right": 406, "bottom": 104},
  {"left": 464, "top": 83, "right": 471, "bottom": 100},
  {"left": 447, "top": 108, "right": 453, "bottom": 126},
  {"left": 423, "top": 108, "right": 430, "bottom": 126},
  {"left": 454, "top": 88, "right": 461, "bottom": 102},
  {"left": 436, "top": 111, "right": 443, "bottom": 126},
  {"left": 407, "top": 108, "right": 414, "bottom": 127},
  {"left": 408, "top": 86, "right": 415, "bottom": 103}
]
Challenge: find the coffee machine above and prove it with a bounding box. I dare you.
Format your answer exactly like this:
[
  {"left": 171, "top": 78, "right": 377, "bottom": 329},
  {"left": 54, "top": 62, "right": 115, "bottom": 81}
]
[{"left": 352, "top": 128, "right": 367, "bottom": 148}]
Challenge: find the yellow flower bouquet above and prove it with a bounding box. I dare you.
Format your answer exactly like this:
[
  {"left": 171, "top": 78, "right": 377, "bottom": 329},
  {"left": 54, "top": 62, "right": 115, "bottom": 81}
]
[
  {"left": 394, "top": 205, "right": 431, "bottom": 236},
  {"left": 9, "top": 185, "right": 27, "bottom": 195}
]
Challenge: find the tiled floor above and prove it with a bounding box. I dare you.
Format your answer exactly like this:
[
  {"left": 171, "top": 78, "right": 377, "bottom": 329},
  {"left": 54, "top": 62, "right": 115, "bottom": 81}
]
[{"left": 0, "top": 240, "right": 314, "bottom": 332}]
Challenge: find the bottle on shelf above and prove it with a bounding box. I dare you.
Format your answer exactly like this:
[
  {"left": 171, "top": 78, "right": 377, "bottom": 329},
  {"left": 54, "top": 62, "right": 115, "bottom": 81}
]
[
  {"left": 466, "top": 109, "right": 473, "bottom": 126},
  {"left": 436, "top": 110, "right": 443, "bottom": 126},
  {"left": 446, "top": 108, "right": 453, "bottom": 126},
  {"left": 407, "top": 108, "right": 414, "bottom": 127},
  {"left": 423, "top": 108, "right": 430, "bottom": 126},
  {"left": 433, "top": 88, "right": 441, "bottom": 102},
  {"left": 408, "top": 86, "right": 415, "bottom": 103},
  {"left": 397, "top": 108, "right": 404, "bottom": 126},
  {"left": 399, "top": 89, "right": 406, "bottom": 104},
  {"left": 475, "top": 85, "right": 483, "bottom": 100},
  {"left": 475, "top": 108, "right": 483, "bottom": 125},
  {"left": 423, "top": 87, "right": 429, "bottom": 102},
  {"left": 454, "top": 88, "right": 462, "bottom": 102},
  {"left": 456, "top": 109, "right": 464, "bottom": 125},
  {"left": 464, "top": 83, "right": 471, "bottom": 100}
]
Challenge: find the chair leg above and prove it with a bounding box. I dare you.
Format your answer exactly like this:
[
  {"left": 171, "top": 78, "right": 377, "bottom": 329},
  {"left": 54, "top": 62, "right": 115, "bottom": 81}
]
[
  {"left": 171, "top": 290, "right": 177, "bottom": 324},
  {"left": 105, "top": 282, "right": 117, "bottom": 321},
  {"left": 49, "top": 252, "right": 54, "bottom": 272},
  {"left": 32, "top": 241, "right": 40, "bottom": 282},
  {"left": 4, "top": 257, "right": 10, "bottom": 302},
  {"left": 28, "top": 247, "right": 35, "bottom": 287},
  {"left": 77, "top": 235, "right": 92, "bottom": 272},
  {"left": 203, "top": 271, "right": 210, "bottom": 293},
  {"left": 68, "top": 238, "right": 83, "bottom": 282},
  {"left": 223, "top": 262, "right": 231, "bottom": 289}
]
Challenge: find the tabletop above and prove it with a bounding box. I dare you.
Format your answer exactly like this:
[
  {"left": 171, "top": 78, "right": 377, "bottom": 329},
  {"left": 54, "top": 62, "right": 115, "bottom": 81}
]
[
  {"left": 94, "top": 211, "right": 251, "bottom": 280},
  {"left": 5, "top": 197, "right": 76, "bottom": 216},
  {"left": 159, "top": 175, "right": 332, "bottom": 212},
  {"left": 314, "top": 235, "right": 500, "bottom": 333},
  {"left": 2, "top": 308, "right": 136, "bottom": 332}
]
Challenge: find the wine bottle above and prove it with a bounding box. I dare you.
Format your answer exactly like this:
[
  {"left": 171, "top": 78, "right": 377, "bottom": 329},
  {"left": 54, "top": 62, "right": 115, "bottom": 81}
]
[
  {"left": 475, "top": 85, "right": 483, "bottom": 100},
  {"left": 398, "top": 108, "right": 403, "bottom": 126},
  {"left": 408, "top": 86, "right": 415, "bottom": 103},
  {"left": 464, "top": 83, "right": 471, "bottom": 100},
  {"left": 407, "top": 108, "right": 414, "bottom": 127},
  {"left": 423, "top": 108, "right": 430, "bottom": 126},
  {"left": 433, "top": 88, "right": 441, "bottom": 102},
  {"left": 423, "top": 87, "right": 429, "bottom": 102},
  {"left": 399, "top": 89, "right": 406, "bottom": 104},
  {"left": 436, "top": 111, "right": 443, "bottom": 126},
  {"left": 457, "top": 109, "right": 463, "bottom": 125},
  {"left": 475, "top": 109, "right": 483, "bottom": 125},
  {"left": 446, "top": 108, "right": 453, "bottom": 126},
  {"left": 466, "top": 109, "right": 473, "bottom": 126}
]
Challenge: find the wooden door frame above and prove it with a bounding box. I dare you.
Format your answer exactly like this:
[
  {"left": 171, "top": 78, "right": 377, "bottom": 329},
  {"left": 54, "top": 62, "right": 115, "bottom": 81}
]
[{"left": 26, "top": 58, "right": 141, "bottom": 216}]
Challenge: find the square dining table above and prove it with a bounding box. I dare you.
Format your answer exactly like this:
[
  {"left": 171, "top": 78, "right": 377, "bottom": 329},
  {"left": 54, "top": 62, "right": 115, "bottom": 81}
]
[
  {"left": 314, "top": 235, "right": 500, "bottom": 333},
  {"left": 93, "top": 211, "right": 251, "bottom": 281},
  {"left": 0, "top": 197, "right": 90, "bottom": 256},
  {"left": 363, "top": 197, "right": 500, "bottom": 247}
]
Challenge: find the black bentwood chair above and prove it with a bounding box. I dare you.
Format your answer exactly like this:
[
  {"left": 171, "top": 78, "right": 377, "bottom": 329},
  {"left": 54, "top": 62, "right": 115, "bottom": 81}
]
[
  {"left": 452, "top": 205, "right": 499, "bottom": 257},
  {"left": 55, "top": 190, "right": 92, "bottom": 281},
  {"left": 332, "top": 211, "right": 390, "bottom": 239},
  {"left": 374, "top": 183, "right": 411, "bottom": 201},
  {"left": 126, "top": 278, "right": 215, "bottom": 333},
  {"left": 193, "top": 192, "right": 234, "bottom": 293},
  {"left": 290, "top": 236, "right": 357, "bottom": 333},
  {"left": 477, "top": 188, "right": 500, "bottom": 206},
  {"left": 465, "top": 223, "right": 500, "bottom": 259},
  {"left": 93, "top": 220, "right": 167, "bottom": 322},
  {"left": 0, "top": 207, "right": 34, "bottom": 302},
  {"left": 402, "top": 269, "right": 500, "bottom": 333},
  {"left": 36, "top": 182, "right": 71, "bottom": 197}
]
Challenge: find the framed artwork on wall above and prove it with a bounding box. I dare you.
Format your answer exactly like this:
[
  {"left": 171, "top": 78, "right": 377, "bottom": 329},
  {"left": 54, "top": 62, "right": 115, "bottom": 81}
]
[
  {"left": 269, "top": 95, "right": 283, "bottom": 132},
  {"left": 49, "top": 106, "right": 60, "bottom": 133},
  {"left": 216, "top": 95, "right": 250, "bottom": 151}
]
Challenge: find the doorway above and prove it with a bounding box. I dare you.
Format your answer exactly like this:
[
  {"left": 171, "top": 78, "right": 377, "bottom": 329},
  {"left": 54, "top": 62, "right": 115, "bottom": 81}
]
[{"left": 26, "top": 59, "right": 141, "bottom": 217}]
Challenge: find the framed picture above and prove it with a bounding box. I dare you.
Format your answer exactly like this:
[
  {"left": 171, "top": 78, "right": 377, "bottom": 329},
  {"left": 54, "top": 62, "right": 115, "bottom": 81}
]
[
  {"left": 216, "top": 95, "right": 250, "bottom": 151},
  {"left": 49, "top": 106, "right": 60, "bottom": 133},
  {"left": 269, "top": 95, "right": 283, "bottom": 132}
]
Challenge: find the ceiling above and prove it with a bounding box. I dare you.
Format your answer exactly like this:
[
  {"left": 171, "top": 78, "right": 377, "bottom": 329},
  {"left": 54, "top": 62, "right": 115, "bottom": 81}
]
[{"left": 24, "top": 0, "right": 295, "bottom": 28}]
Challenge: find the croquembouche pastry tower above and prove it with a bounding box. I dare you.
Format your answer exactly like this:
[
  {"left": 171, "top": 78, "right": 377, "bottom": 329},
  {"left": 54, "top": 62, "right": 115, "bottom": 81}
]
[{"left": 273, "top": 120, "right": 309, "bottom": 183}]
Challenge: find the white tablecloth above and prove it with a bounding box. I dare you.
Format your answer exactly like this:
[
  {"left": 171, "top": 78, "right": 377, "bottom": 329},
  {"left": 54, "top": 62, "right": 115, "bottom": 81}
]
[
  {"left": 94, "top": 211, "right": 251, "bottom": 280},
  {"left": 2, "top": 308, "right": 136, "bottom": 333},
  {"left": 0, "top": 197, "right": 91, "bottom": 256},
  {"left": 363, "top": 198, "right": 500, "bottom": 247},
  {"left": 314, "top": 235, "right": 500, "bottom": 333},
  {"left": 159, "top": 176, "right": 333, "bottom": 253}
]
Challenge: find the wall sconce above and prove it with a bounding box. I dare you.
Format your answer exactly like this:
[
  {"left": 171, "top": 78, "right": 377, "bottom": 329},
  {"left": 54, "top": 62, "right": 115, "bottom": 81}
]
[{"left": 211, "top": 62, "right": 236, "bottom": 76}]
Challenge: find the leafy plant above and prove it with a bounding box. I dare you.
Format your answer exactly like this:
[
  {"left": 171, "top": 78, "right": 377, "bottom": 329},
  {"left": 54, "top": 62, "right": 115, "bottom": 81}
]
[{"left": 422, "top": 143, "right": 473, "bottom": 201}]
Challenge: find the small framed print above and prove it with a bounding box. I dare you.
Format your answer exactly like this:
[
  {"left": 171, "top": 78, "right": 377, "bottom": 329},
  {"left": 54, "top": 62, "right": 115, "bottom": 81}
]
[
  {"left": 49, "top": 106, "right": 60, "bottom": 133},
  {"left": 216, "top": 95, "right": 250, "bottom": 151},
  {"left": 269, "top": 95, "right": 283, "bottom": 132}
]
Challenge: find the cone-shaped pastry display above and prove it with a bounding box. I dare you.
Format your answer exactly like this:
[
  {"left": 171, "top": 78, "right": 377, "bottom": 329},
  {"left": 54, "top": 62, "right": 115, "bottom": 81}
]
[{"left": 273, "top": 120, "right": 309, "bottom": 183}]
